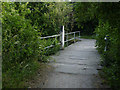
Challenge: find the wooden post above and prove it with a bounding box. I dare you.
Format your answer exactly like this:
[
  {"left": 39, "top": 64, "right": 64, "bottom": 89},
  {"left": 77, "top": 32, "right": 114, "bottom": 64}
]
[{"left": 62, "top": 26, "right": 64, "bottom": 49}]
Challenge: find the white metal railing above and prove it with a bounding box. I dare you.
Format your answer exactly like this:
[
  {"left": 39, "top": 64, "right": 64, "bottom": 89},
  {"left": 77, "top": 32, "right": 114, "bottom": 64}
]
[
  {"left": 40, "top": 26, "right": 80, "bottom": 50},
  {"left": 40, "top": 34, "right": 60, "bottom": 39},
  {"left": 40, "top": 34, "right": 61, "bottom": 49}
]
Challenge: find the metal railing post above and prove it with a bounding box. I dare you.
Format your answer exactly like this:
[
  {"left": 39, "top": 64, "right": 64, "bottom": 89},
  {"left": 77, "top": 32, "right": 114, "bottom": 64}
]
[
  {"left": 62, "top": 26, "right": 65, "bottom": 49},
  {"left": 40, "top": 31, "right": 80, "bottom": 50},
  {"left": 74, "top": 32, "right": 75, "bottom": 43},
  {"left": 67, "top": 34, "right": 68, "bottom": 46},
  {"left": 55, "top": 36, "right": 57, "bottom": 45},
  {"left": 79, "top": 31, "right": 80, "bottom": 37}
]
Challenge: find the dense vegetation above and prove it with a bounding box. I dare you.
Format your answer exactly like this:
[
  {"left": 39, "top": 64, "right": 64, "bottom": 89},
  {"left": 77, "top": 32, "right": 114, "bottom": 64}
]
[
  {"left": 74, "top": 2, "right": 98, "bottom": 36},
  {"left": 74, "top": 2, "right": 120, "bottom": 89},
  {"left": 2, "top": 2, "right": 74, "bottom": 88},
  {"left": 95, "top": 3, "right": 120, "bottom": 89},
  {"left": 2, "top": 2, "right": 120, "bottom": 89}
]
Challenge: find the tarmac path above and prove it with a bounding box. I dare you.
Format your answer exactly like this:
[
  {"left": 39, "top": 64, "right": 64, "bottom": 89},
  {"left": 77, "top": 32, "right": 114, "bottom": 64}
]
[{"left": 41, "top": 39, "right": 108, "bottom": 88}]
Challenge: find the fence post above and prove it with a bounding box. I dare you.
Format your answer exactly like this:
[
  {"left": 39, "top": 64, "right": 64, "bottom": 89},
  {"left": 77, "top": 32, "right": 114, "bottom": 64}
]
[
  {"left": 62, "top": 26, "right": 64, "bottom": 49},
  {"left": 79, "top": 31, "right": 80, "bottom": 38},
  {"left": 74, "top": 32, "right": 75, "bottom": 43},
  {"left": 55, "top": 36, "right": 57, "bottom": 45},
  {"left": 67, "top": 34, "right": 68, "bottom": 46}
]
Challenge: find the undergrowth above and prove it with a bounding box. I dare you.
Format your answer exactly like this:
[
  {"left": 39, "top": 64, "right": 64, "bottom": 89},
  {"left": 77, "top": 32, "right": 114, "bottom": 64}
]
[{"left": 3, "top": 60, "right": 40, "bottom": 88}]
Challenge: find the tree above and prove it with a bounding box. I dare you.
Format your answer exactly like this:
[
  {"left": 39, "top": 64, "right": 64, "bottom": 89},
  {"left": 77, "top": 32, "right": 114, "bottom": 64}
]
[{"left": 74, "top": 2, "right": 98, "bottom": 35}]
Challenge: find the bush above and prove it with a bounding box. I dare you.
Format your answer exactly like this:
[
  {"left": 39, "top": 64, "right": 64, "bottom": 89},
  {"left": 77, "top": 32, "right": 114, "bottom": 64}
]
[
  {"left": 2, "top": 2, "right": 63, "bottom": 88},
  {"left": 95, "top": 20, "right": 120, "bottom": 89},
  {"left": 2, "top": 2, "right": 43, "bottom": 88}
]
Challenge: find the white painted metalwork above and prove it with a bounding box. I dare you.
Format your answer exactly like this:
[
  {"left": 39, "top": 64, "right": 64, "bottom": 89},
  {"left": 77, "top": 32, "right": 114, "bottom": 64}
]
[
  {"left": 62, "top": 26, "right": 65, "bottom": 49},
  {"left": 40, "top": 26, "right": 80, "bottom": 50},
  {"left": 40, "top": 34, "right": 60, "bottom": 39},
  {"left": 65, "top": 31, "right": 80, "bottom": 43}
]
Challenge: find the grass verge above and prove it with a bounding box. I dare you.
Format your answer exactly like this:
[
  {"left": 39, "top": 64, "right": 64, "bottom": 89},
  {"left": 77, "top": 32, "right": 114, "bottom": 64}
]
[{"left": 3, "top": 60, "right": 41, "bottom": 88}]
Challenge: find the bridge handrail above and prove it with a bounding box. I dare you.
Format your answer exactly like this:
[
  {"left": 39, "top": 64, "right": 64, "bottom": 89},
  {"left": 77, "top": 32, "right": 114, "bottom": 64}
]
[
  {"left": 40, "top": 34, "right": 60, "bottom": 39},
  {"left": 65, "top": 31, "right": 80, "bottom": 35},
  {"left": 40, "top": 30, "right": 80, "bottom": 50}
]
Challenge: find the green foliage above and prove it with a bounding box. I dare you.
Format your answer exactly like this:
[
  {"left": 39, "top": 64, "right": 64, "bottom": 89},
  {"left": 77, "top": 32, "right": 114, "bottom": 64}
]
[
  {"left": 38, "top": 38, "right": 60, "bottom": 62},
  {"left": 74, "top": 2, "right": 120, "bottom": 89},
  {"left": 2, "top": 2, "right": 74, "bottom": 88},
  {"left": 95, "top": 21, "right": 110, "bottom": 53},
  {"left": 74, "top": 3, "right": 98, "bottom": 35},
  {"left": 44, "top": 2, "right": 73, "bottom": 35},
  {"left": 74, "top": 2, "right": 97, "bottom": 23},
  {"left": 95, "top": 21, "right": 120, "bottom": 89},
  {"left": 2, "top": 2, "right": 40, "bottom": 70},
  {"left": 95, "top": 2, "right": 120, "bottom": 89},
  {"left": 102, "top": 65, "right": 120, "bottom": 89},
  {"left": 2, "top": 2, "right": 44, "bottom": 88},
  {"left": 3, "top": 2, "right": 120, "bottom": 89},
  {"left": 25, "top": 2, "right": 73, "bottom": 36},
  {"left": 96, "top": 2, "right": 120, "bottom": 29},
  {"left": 44, "top": 39, "right": 60, "bottom": 55},
  {"left": 3, "top": 60, "right": 40, "bottom": 88}
]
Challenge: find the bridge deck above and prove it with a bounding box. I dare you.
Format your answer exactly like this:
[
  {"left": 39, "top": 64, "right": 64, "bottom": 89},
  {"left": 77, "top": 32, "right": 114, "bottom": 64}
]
[{"left": 42, "top": 39, "right": 107, "bottom": 88}]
